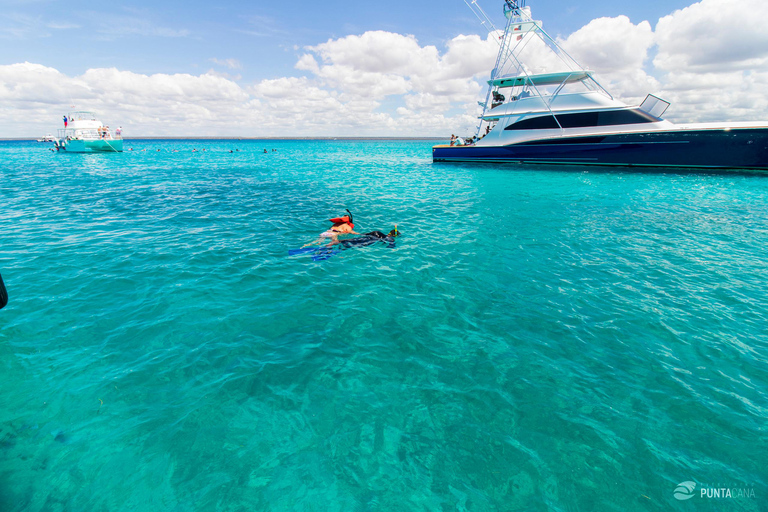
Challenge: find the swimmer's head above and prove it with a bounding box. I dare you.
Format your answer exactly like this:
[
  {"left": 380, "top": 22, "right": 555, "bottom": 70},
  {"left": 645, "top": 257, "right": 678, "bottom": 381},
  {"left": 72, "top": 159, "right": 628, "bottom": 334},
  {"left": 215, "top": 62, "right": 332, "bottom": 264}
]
[{"left": 329, "top": 211, "right": 354, "bottom": 230}]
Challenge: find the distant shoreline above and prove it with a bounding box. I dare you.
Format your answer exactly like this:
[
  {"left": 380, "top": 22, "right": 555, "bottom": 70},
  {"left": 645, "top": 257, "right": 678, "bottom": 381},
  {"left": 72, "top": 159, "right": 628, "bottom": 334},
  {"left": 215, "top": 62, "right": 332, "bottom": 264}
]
[{"left": 1, "top": 136, "right": 446, "bottom": 142}]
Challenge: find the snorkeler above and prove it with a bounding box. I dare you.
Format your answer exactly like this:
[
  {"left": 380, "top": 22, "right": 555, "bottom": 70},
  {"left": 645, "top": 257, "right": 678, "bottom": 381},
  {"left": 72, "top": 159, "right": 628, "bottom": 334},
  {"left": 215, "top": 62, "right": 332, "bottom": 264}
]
[
  {"left": 303, "top": 209, "right": 359, "bottom": 247},
  {"left": 290, "top": 224, "right": 400, "bottom": 260}
]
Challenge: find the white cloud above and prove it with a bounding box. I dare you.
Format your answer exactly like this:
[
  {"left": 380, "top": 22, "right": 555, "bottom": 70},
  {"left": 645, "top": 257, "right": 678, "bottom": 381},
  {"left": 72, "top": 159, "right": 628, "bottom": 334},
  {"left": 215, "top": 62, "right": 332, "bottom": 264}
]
[
  {"left": 651, "top": 0, "right": 768, "bottom": 121},
  {"left": 295, "top": 54, "right": 319, "bottom": 74},
  {"left": 298, "top": 30, "right": 497, "bottom": 118},
  {"left": 5, "top": 0, "right": 768, "bottom": 136},
  {"left": 559, "top": 16, "right": 658, "bottom": 102},
  {"left": 654, "top": 0, "right": 768, "bottom": 73},
  {"left": 564, "top": 16, "right": 654, "bottom": 73},
  {"left": 0, "top": 60, "right": 478, "bottom": 137},
  {"left": 0, "top": 63, "right": 253, "bottom": 136},
  {"left": 309, "top": 31, "right": 432, "bottom": 75}
]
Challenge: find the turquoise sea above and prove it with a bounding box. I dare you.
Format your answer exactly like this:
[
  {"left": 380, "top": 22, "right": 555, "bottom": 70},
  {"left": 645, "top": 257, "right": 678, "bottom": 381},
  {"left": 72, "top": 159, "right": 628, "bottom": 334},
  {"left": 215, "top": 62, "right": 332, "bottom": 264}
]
[{"left": 0, "top": 139, "right": 766, "bottom": 511}]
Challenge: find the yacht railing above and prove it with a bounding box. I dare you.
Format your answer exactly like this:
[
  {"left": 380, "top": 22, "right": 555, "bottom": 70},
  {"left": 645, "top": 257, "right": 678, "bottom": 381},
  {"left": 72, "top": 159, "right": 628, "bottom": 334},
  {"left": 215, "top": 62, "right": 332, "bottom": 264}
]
[{"left": 57, "top": 128, "right": 122, "bottom": 140}]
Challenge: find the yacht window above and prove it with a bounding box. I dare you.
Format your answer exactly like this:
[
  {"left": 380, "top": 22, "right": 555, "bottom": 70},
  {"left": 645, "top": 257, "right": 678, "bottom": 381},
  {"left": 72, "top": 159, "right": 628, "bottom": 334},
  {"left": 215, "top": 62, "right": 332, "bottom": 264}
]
[
  {"left": 505, "top": 115, "right": 560, "bottom": 130},
  {"left": 559, "top": 109, "right": 658, "bottom": 128},
  {"left": 505, "top": 109, "right": 658, "bottom": 131}
]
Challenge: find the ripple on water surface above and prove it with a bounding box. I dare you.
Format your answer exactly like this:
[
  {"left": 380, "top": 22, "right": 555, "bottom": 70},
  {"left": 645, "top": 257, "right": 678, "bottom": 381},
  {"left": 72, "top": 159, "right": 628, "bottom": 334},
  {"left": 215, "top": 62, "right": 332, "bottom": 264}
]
[{"left": 0, "top": 140, "right": 767, "bottom": 511}]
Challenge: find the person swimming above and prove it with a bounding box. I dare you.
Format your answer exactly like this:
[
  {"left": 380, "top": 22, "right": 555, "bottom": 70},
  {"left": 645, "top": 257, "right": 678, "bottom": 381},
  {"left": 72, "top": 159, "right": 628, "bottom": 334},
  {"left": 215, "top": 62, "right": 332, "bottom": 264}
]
[
  {"left": 290, "top": 224, "right": 400, "bottom": 260},
  {"left": 303, "top": 209, "right": 359, "bottom": 247}
]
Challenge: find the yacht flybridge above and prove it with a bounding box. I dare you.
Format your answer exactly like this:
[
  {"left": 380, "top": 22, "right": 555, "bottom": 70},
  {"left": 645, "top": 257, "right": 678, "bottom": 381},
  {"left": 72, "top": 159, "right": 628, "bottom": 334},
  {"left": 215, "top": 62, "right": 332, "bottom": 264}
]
[
  {"left": 55, "top": 111, "right": 123, "bottom": 153},
  {"left": 432, "top": 0, "right": 768, "bottom": 170}
]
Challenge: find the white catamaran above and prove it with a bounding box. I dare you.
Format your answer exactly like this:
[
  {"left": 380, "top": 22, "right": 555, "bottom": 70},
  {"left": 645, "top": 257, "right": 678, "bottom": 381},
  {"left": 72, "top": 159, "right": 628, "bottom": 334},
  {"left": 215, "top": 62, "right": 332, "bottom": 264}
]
[
  {"left": 433, "top": 0, "right": 768, "bottom": 170},
  {"left": 55, "top": 111, "right": 123, "bottom": 153}
]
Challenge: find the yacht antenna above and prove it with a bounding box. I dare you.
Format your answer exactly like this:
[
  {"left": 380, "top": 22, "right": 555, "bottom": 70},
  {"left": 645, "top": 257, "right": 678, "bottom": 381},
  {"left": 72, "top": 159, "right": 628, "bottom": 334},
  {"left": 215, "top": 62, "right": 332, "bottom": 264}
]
[{"left": 463, "top": 0, "right": 499, "bottom": 35}]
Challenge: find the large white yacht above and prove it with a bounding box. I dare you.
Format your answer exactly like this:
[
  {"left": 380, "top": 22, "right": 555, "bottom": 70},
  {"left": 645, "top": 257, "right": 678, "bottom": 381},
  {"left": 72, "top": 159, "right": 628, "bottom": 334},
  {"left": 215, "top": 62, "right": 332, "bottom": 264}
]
[
  {"left": 433, "top": 0, "right": 768, "bottom": 170},
  {"left": 55, "top": 111, "right": 123, "bottom": 153}
]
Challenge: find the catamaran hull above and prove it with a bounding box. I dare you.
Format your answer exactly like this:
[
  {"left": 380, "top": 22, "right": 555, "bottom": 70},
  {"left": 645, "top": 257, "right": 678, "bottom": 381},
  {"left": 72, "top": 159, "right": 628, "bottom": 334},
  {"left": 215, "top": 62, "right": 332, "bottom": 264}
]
[
  {"left": 57, "top": 138, "right": 123, "bottom": 153},
  {"left": 433, "top": 128, "right": 768, "bottom": 170}
]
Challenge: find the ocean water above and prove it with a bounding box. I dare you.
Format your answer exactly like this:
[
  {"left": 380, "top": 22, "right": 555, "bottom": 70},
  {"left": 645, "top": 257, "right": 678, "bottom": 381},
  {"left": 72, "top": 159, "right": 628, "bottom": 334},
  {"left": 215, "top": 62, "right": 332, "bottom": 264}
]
[{"left": 0, "top": 139, "right": 766, "bottom": 511}]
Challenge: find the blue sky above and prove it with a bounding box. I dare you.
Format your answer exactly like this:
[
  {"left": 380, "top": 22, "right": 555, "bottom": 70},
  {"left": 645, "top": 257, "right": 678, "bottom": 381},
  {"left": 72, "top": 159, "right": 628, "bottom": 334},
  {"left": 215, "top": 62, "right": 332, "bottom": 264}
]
[
  {"left": 2, "top": 0, "right": 768, "bottom": 136},
  {"left": 4, "top": 0, "right": 693, "bottom": 81}
]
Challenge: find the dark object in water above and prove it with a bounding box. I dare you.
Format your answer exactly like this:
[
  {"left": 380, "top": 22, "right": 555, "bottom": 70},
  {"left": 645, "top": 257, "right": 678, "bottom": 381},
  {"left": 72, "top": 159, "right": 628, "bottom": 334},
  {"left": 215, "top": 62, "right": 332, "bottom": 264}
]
[
  {"left": 0, "top": 273, "right": 7, "bottom": 310},
  {"left": 340, "top": 231, "right": 397, "bottom": 249}
]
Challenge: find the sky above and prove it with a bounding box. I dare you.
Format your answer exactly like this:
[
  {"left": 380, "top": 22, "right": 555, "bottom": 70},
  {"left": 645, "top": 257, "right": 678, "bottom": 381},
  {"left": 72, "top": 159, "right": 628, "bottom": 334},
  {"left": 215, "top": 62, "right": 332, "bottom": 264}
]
[{"left": 2, "top": 0, "right": 768, "bottom": 137}]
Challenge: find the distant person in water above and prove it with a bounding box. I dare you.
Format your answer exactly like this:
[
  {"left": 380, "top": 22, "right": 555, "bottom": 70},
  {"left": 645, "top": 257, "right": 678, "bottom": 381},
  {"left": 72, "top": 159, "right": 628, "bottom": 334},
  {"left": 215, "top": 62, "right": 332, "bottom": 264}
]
[{"left": 303, "top": 211, "right": 359, "bottom": 247}]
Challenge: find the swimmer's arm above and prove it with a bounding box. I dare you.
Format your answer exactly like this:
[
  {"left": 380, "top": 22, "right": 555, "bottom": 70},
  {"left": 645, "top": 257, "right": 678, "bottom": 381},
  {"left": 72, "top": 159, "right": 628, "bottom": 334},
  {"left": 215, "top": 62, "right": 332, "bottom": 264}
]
[{"left": 302, "top": 238, "right": 323, "bottom": 247}]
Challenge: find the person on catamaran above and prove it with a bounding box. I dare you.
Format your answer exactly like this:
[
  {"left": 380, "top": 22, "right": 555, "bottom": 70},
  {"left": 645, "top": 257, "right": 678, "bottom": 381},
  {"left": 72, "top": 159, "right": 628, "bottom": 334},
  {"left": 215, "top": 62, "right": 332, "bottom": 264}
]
[
  {"left": 63, "top": 115, "right": 68, "bottom": 128},
  {"left": 303, "top": 209, "right": 359, "bottom": 247}
]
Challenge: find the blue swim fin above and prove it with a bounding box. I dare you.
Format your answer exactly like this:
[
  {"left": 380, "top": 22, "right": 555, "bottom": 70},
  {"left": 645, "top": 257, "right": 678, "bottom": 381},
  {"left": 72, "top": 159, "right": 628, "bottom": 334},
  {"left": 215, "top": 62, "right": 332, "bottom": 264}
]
[
  {"left": 288, "top": 247, "right": 320, "bottom": 256},
  {"left": 311, "top": 247, "right": 341, "bottom": 261}
]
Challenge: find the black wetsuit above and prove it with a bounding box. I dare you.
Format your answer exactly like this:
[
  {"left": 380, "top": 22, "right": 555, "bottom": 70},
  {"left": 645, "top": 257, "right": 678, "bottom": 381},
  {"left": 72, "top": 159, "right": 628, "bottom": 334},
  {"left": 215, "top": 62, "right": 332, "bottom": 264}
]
[{"left": 340, "top": 231, "right": 396, "bottom": 249}]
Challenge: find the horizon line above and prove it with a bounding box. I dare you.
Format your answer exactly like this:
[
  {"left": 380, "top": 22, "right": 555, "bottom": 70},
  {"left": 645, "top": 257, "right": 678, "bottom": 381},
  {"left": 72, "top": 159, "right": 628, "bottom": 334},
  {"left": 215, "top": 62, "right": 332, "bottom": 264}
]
[{"left": 1, "top": 136, "right": 448, "bottom": 141}]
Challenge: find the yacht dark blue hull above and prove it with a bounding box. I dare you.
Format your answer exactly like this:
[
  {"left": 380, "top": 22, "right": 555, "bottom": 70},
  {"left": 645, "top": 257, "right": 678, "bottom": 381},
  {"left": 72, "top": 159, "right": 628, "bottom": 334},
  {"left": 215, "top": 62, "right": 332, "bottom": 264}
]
[{"left": 433, "top": 128, "right": 768, "bottom": 170}]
